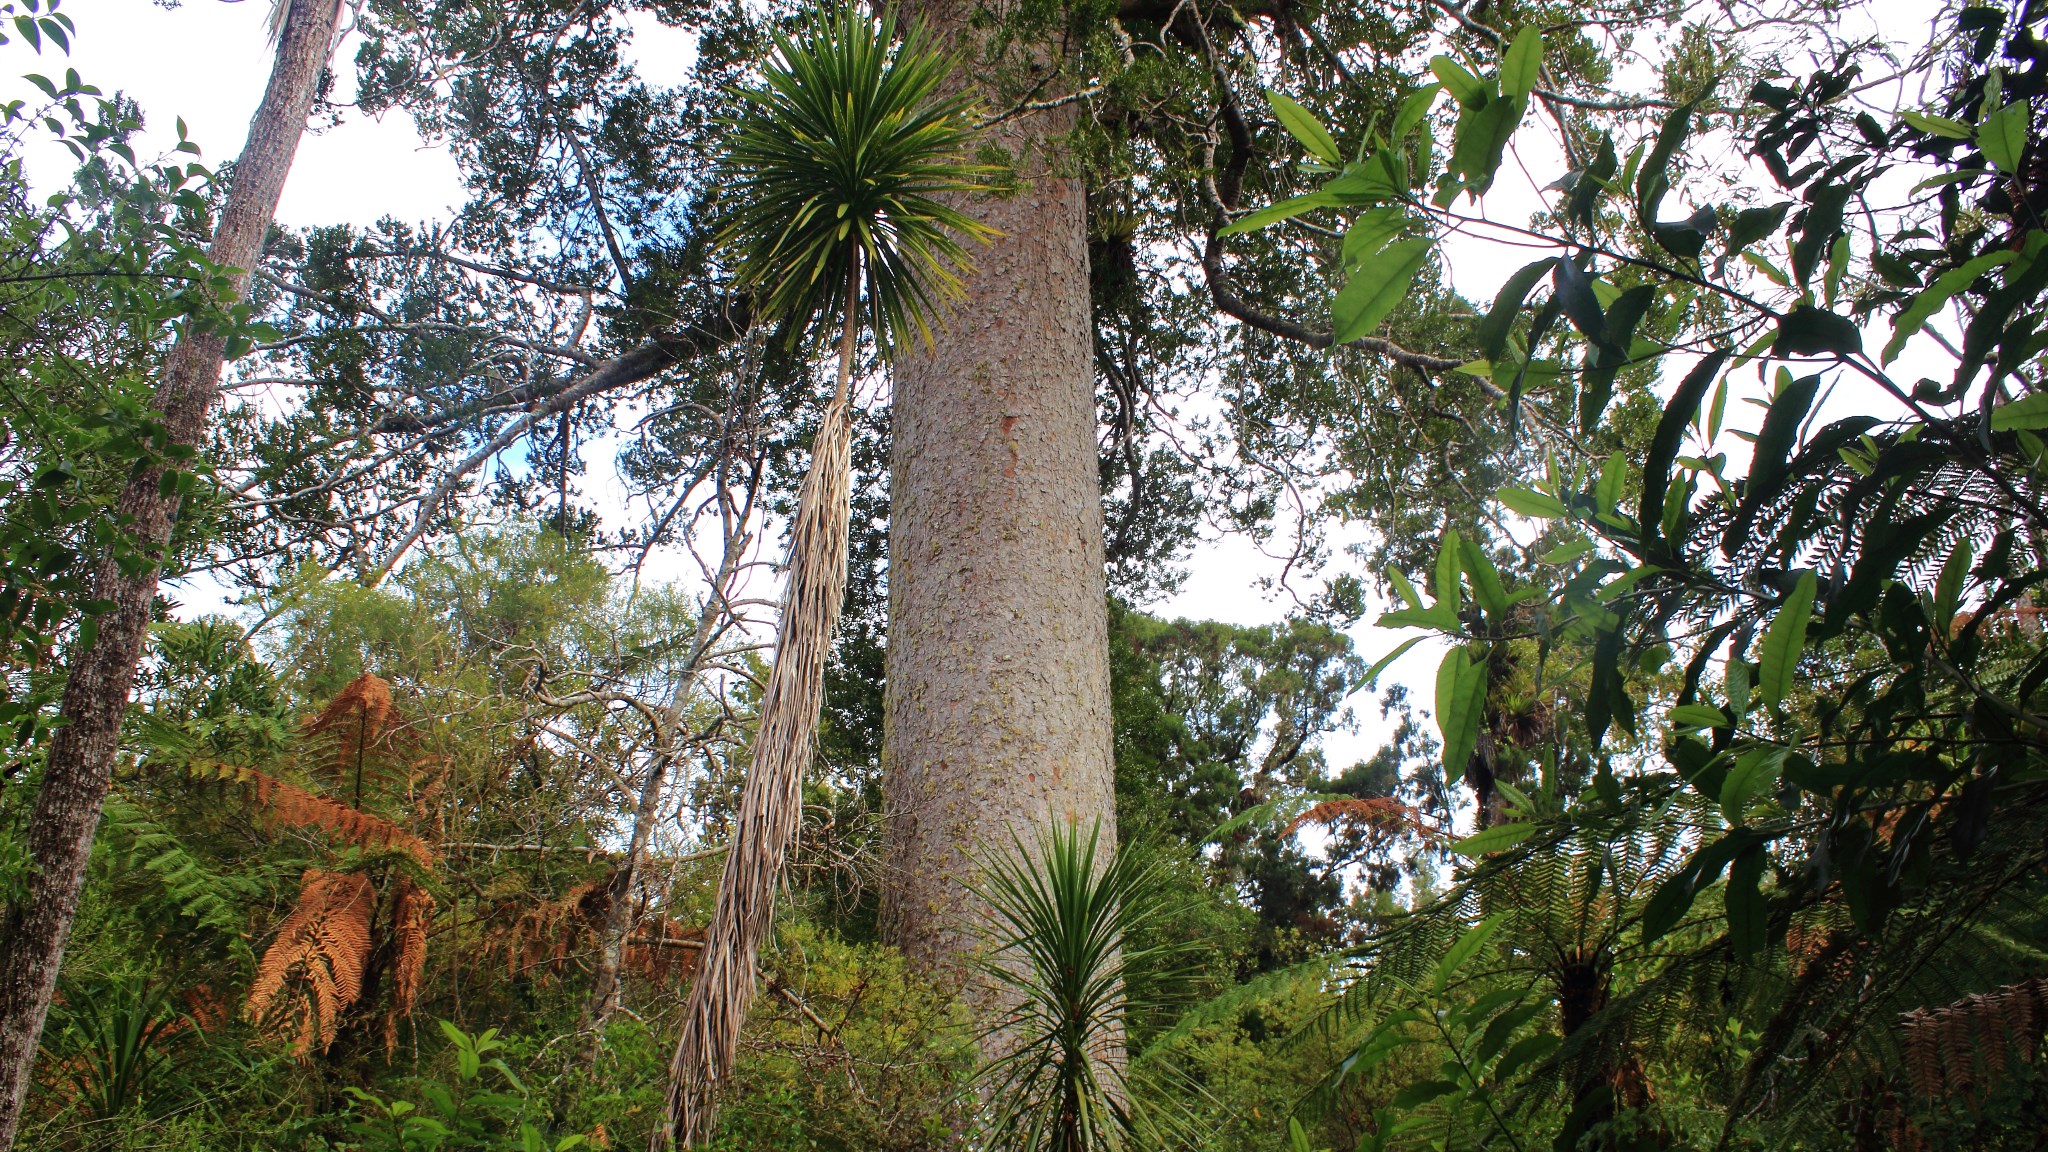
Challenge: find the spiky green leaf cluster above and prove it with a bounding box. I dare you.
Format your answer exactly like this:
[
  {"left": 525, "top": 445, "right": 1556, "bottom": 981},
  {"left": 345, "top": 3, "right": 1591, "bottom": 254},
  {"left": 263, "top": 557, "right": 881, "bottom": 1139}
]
[
  {"left": 975, "top": 819, "right": 1178, "bottom": 1152},
  {"left": 717, "top": 9, "right": 995, "bottom": 353}
]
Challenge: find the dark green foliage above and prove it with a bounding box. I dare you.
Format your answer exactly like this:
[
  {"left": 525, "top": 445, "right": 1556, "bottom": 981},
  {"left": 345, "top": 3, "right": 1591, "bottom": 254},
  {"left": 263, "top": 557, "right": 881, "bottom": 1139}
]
[{"left": 717, "top": 9, "right": 994, "bottom": 353}]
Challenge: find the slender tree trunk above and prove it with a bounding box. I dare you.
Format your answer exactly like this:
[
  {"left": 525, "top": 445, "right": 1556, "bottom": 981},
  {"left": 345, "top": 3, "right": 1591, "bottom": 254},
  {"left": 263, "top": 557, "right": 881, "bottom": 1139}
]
[
  {"left": 584, "top": 742, "right": 670, "bottom": 1034},
  {"left": 582, "top": 532, "right": 747, "bottom": 1057},
  {"left": 879, "top": 1, "right": 1116, "bottom": 1005},
  {"left": 657, "top": 263, "right": 862, "bottom": 1149},
  {"left": 0, "top": 3, "right": 340, "bottom": 1143}
]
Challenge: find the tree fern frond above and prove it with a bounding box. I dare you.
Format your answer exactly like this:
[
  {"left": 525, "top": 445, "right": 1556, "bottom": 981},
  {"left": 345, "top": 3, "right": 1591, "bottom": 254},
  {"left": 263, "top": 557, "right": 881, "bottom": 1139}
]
[
  {"left": 245, "top": 869, "right": 376, "bottom": 1058},
  {"left": 99, "top": 795, "right": 256, "bottom": 954}
]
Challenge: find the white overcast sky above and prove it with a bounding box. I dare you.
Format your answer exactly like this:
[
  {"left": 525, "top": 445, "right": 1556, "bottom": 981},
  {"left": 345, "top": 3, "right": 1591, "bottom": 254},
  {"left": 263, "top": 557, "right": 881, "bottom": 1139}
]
[{"left": 29, "top": 0, "right": 1955, "bottom": 775}]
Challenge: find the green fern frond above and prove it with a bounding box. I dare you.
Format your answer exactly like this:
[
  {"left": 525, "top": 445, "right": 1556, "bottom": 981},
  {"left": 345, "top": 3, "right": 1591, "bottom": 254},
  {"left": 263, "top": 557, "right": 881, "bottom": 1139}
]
[{"left": 101, "top": 795, "right": 256, "bottom": 960}]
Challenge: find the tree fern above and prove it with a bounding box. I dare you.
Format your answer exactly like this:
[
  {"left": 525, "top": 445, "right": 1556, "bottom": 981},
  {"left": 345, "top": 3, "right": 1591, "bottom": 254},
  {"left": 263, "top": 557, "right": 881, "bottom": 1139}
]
[{"left": 99, "top": 795, "right": 256, "bottom": 958}]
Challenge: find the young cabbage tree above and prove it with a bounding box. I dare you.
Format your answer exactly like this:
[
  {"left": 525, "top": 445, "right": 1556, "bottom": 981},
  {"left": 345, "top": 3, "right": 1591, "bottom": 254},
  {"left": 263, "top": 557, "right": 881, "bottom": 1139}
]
[
  {"left": 975, "top": 819, "right": 1187, "bottom": 1152},
  {"left": 656, "top": 10, "right": 992, "bottom": 1147}
]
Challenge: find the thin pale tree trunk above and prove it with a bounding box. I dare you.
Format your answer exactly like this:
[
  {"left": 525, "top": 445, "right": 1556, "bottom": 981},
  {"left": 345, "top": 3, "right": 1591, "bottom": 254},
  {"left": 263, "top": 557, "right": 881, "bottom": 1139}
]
[
  {"left": 656, "top": 262, "right": 862, "bottom": 1149},
  {"left": 582, "top": 719, "right": 677, "bottom": 1045},
  {"left": 581, "top": 531, "right": 746, "bottom": 1056},
  {"left": 880, "top": 0, "right": 1116, "bottom": 1011},
  {"left": 0, "top": 2, "right": 341, "bottom": 1143}
]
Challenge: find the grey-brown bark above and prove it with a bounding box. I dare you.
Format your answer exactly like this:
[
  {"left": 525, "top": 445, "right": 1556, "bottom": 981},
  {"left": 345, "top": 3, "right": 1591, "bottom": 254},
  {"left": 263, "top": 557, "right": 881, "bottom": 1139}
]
[
  {"left": 879, "top": 1, "right": 1118, "bottom": 1002},
  {"left": 0, "top": 2, "right": 341, "bottom": 1143}
]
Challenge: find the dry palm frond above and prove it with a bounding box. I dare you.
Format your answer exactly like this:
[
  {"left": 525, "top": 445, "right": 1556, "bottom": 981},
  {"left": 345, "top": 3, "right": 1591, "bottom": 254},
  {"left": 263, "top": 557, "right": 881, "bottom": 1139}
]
[
  {"left": 245, "top": 869, "right": 375, "bottom": 1057},
  {"left": 384, "top": 878, "right": 434, "bottom": 1057},
  {"left": 663, "top": 400, "right": 852, "bottom": 1145}
]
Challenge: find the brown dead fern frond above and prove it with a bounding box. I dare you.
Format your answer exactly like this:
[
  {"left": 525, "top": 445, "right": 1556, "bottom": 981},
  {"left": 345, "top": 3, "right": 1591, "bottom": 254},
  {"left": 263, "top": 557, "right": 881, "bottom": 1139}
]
[
  {"left": 384, "top": 878, "right": 435, "bottom": 1057},
  {"left": 627, "top": 919, "right": 705, "bottom": 985},
  {"left": 194, "top": 760, "right": 438, "bottom": 867},
  {"left": 488, "top": 874, "right": 700, "bottom": 985},
  {"left": 1283, "top": 796, "right": 1445, "bottom": 841},
  {"left": 307, "top": 672, "right": 399, "bottom": 744},
  {"left": 1899, "top": 976, "right": 2048, "bottom": 1106},
  {"left": 306, "top": 672, "right": 406, "bottom": 795},
  {"left": 246, "top": 869, "right": 375, "bottom": 1057},
  {"left": 497, "top": 879, "right": 609, "bottom": 979}
]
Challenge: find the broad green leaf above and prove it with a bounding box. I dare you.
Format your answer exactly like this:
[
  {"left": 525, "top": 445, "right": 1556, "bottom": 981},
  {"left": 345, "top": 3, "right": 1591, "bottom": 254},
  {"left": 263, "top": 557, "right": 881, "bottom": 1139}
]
[
  {"left": 1325, "top": 162, "right": 1405, "bottom": 201},
  {"left": 1725, "top": 657, "right": 1753, "bottom": 718},
  {"left": 1724, "top": 202, "right": 1790, "bottom": 257},
  {"left": 1434, "top": 527, "right": 1464, "bottom": 612},
  {"left": 1935, "top": 538, "right": 1974, "bottom": 624},
  {"left": 1474, "top": 258, "right": 1555, "bottom": 362},
  {"left": 1387, "top": 566, "right": 1426, "bottom": 611},
  {"left": 1757, "top": 571, "right": 1816, "bottom": 707},
  {"left": 1595, "top": 451, "right": 1627, "bottom": 516},
  {"left": 1265, "top": 90, "right": 1342, "bottom": 166},
  {"left": 1901, "top": 109, "right": 1973, "bottom": 139},
  {"left": 1720, "top": 746, "right": 1787, "bottom": 824},
  {"left": 1908, "top": 168, "right": 1992, "bottom": 196},
  {"left": 1362, "top": 636, "right": 1425, "bottom": 684},
  {"left": 1593, "top": 565, "right": 1658, "bottom": 603},
  {"left": 1883, "top": 250, "right": 2016, "bottom": 364},
  {"left": 1492, "top": 1033, "right": 1561, "bottom": 1083},
  {"left": 1393, "top": 83, "right": 1443, "bottom": 140},
  {"left": 1977, "top": 100, "right": 2027, "bottom": 172},
  {"left": 1392, "top": 1078, "right": 1461, "bottom": 1109},
  {"left": 1500, "top": 27, "right": 1543, "bottom": 101},
  {"left": 1775, "top": 304, "right": 1862, "bottom": 357},
  {"left": 1379, "top": 606, "right": 1452, "bottom": 629},
  {"left": 1636, "top": 92, "right": 1706, "bottom": 224},
  {"left": 1475, "top": 1002, "right": 1548, "bottom": 1067},
  {"left": 1386, "top": 564, "right": 1425, "bottom": 610},
  {"left": 1218, "top": 190, "right": 1343, "bottom": 236},
  {"left": 1991, "top": 391, "right": 2048, "bottom": 431},
  {"left": 1725, "top": 843, "right": 1770, "bottom": 958},
  {"left": 1450, "top": 822, "right": 1535, "bottom": 856},
  {"left": 1739, "top": 250, "right": 1791, "bottom": 287},
  {"left": 1462, "top": 539, "right": 1510, "bottom": 617},
  {"left": 1340, "top": 207, "right": 1410, "bottom": 271},
  {"left": 1721, "top": 373, "right": 1819, "bottom": 555},
  {"left": 1670, "top": 703, "right": 1730, "bottom": 730},
  {"left": 1429, "top": 55, "right": 1486, "bottom": 107},
  {"left": 1432, "top": 913, "right": 1504, "bottom": 991},
  {"left": 1446, "top": 95, "right": 1519, "bottom": 195},
  {"left": 1342, "top": 1013, "right": 1420, "bottom": 1080},
  {"left": 1639, "top": 350, "right": 1729, "bottom": 547},
  {"left": 1642, "top": 835, "right": 1738, "bottom": 941},
  {"left": 1543, "top": 538, "right": 1593, "bottom": 564},
  {"left": 1498, "top": 486, "right": 1567, "bottom": 519},
  {"left": 1333, "top": 237, "right": 1433, "bottom": 343},
  {"left": 1436, "top": 646, "right": 1488, "bottom": 785}
]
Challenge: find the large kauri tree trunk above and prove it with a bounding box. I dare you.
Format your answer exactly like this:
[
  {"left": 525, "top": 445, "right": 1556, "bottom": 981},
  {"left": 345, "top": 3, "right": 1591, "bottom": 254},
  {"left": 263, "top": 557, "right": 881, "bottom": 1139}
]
[
  {"left": 0, "top": 2, "right": 340, "bottom": 1144},
  {"left": 880, "top": 2, "right": 1116, "bottom": 1000}
]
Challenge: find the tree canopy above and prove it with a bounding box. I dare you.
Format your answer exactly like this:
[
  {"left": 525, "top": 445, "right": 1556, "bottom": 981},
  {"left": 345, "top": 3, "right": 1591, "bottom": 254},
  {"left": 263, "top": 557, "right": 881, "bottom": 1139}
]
[{"left": 2, "top": 0, "right": 2047, "bottom": 1149}]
